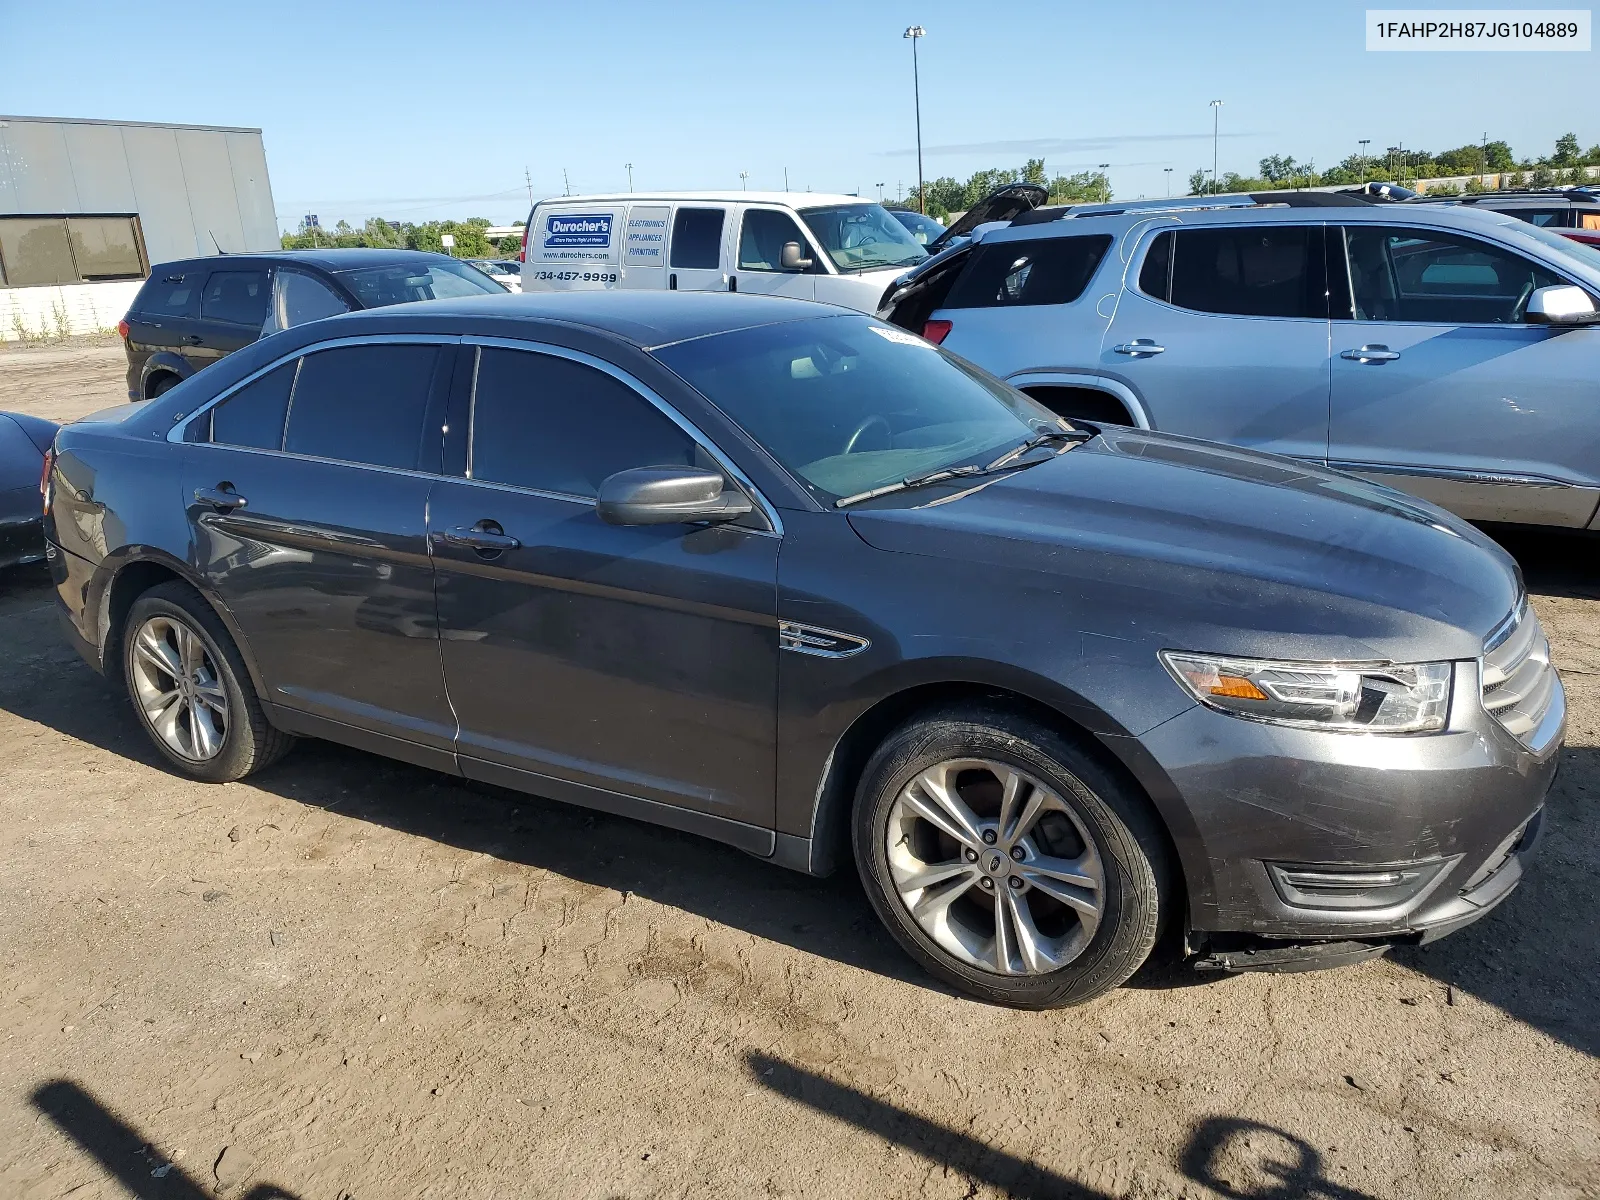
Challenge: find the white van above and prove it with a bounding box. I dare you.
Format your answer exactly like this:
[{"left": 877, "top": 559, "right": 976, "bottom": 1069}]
[{"left": 519, "top": 192, "right": 928, "bottom": 312}]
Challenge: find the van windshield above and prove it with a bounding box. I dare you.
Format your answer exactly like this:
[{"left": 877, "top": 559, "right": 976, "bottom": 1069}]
[{"left": 800, "top": 204, "right": 928, "bottom": 273}]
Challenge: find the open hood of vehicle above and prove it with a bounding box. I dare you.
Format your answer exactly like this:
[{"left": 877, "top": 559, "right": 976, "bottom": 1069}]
[{"left": 927, "top": 183, "right": 1048, "bottom": 254}]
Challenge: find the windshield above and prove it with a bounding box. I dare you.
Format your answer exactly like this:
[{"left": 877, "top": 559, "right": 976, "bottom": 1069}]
[
  {"left": 1514, "top": 221, "right": 1600, "bottom": 275},
  {"left": 335, "top": 259, "right": 505, "bottom": 307},
  {"left": 654, "top": 313, "right": 1056, "bottom": 504},
  {"left": 800, "top": 204, "right": 928, "bottom": 273},
  {"left": 889, "top": 209, "right": 947, "bottom": 246}
]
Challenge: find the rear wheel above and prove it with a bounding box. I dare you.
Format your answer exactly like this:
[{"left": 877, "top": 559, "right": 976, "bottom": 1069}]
[
  {"left": 853, "top": 705, "right": 1169, "bottom": 1008},
  {"left": 146, "top": 374, "right": 181, "bottom": 399},
  {"left": 122, "top": 581, "right": 293, "bottom": 782}
]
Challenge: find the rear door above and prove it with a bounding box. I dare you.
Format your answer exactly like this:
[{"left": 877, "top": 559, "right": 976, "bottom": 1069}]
[
  {"left": 182, "top": 338, "right": 458, "bottom": 762},
  {"left": 191, "top": 267, "right": 272, "bottom": 368},
  {"left": 1328, "top": 223, "right": 1600, "bottom": 526},
  {"left": 731, "top": 205, "right": 818, "bottom": 301},
  {"left": 1099, "top": 222, "right": 1331, "bottom": 461},
  {"left": 124, "top": 267, "right": 208, "bottom": 379},
  {"left": 668, "top": 205, "right": 731, "bottom": 292}
]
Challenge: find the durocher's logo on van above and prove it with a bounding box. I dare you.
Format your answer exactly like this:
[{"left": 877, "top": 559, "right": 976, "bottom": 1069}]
[{"left": 544, "top": 213, "right": 613, "bottom": 248}]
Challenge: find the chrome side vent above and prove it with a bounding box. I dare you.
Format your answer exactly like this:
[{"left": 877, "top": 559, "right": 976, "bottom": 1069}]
[
  {"left": 779, "top": 622, "right": 870, "bottom": 659},
  {"left": 1481, "top": 602, "right": 1559, "bottom": 748}
]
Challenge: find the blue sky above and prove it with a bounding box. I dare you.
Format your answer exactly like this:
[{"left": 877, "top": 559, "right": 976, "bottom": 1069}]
[{"left": 1, "top": 0, "right": 1592, "bottom": 230}]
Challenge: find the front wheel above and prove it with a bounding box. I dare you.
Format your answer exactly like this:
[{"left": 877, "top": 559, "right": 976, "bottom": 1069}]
[
  {"left": 122, "top": 581, "right": 294, "bottom": 782},
  {"left": 853, "top": 706, "right": 1170, "bottom": 1008}
]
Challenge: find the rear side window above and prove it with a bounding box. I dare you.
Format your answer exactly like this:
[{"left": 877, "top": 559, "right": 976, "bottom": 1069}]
[
  {"left": 943, "top": 235, "right": 1112, "bottom": 308},
  {"left": 468, "top": 348, "right": 697, "bottom": 496},
  {"left": 137, "top": 272, "right": 203, "bottom": 318},
  {"left": 670, "top": 208, "right": 725, "bottom": 269},
  {"left": 208, "top": 362, "right": 296, "bottom": 449},
  {"left": 1151, "top": 226, "right": 1326, "bottom": 319},
  {"left": 284, "top": 344, "right": 441, "bottom": 469},
  {"left": 202, "top": 270, "right": 270, "bottom": 327}
]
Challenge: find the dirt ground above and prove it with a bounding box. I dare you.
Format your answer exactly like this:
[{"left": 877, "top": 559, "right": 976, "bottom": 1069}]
[{"left": 0, "top": 338, "right": 1595, "bottom": 1200}]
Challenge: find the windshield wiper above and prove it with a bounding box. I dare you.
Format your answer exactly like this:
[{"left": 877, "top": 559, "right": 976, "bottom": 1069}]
[{"left": 833, "top": 427, "right": 1093, "bottom": 509}]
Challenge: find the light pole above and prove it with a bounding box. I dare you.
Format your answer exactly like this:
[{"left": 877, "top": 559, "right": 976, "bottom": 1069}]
[
  {"left": 625, "top": 162, "right": 633, "bottom": 192},
  {"left": 1358, "top": 139, "right": 1370, "bottom": 183},
  {"left": 1163, "top": 167, "right": 1173, "bottom": 197},
  {"left": 739, "top": 171, "right": 749, "bottom": 190},
  {"left": 1209, "top": 100, "right": 1223, "bottom": 194},
  {"left": 904, "top": 26, "right": 926, "bottom": 213},
  {"left": 877, "top": 182, "right": 885, "bottom": 201}
]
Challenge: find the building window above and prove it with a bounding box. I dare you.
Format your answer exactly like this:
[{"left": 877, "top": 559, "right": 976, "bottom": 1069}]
[{"left": 0, "top": 215, "right": 148, "bottom": 287}]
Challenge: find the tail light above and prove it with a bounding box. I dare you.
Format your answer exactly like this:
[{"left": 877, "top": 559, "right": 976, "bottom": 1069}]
[
  {"left": 922, "top": 319, "right": 953, "bottom": 345},
  {"left": 116, "top": 318, "right": 129, "bottom": 339},
  {"left": 39, "top": 447, "right": 55, "bottom": 516}
]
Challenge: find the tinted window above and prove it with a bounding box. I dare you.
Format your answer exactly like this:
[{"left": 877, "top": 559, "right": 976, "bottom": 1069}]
[
  {"left": 208, "top": 363, "right": 295, "bottom": 450},
  {"left": 739, "top": 209, "right": 813, "bottom": 271},
  {"left": 138, "top": 272, "right": 203, "bottom": 318},
  {"left": 275, "top": 270, "right": 350, "bottom": 329},
  {"left": 1169, "top": 226, "right": 1325, "bottom": 318},
  {"left": 1138, "top": 230, "right": 1173, "bottom": 300},
  {"left": 336, "top": 260, "right": 503, "bottom": 307},
  {"left": 284, "top": 344, "right": 441, "bottom": 469},
  {"left": 202, "top": 270, "right": 270, "bottom": 326},
  {"left": 1511, "top": 209, "right": 1569, "bottom": 228},
  {"left": 469, "top": 348, "right": 697, "bottom": 496},
  {"left": 1343, "top": 226, "right": 1564, "bottom": 324},
  {"left": 670, "top": 208, "right": 725, "bottom": 269},
  {"left": 944, "top": 235, "right": 1112, "bottom": 308}
]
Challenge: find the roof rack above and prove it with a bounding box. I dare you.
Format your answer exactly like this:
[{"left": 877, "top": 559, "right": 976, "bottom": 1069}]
[{"left": 1009, "top": 190, "right": 1375, "bottom": 227}]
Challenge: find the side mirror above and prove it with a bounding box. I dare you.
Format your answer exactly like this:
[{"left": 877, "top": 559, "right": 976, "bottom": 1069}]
[
  {"left": 1525, "top": 284, "right": 1600, "bottom": 326},
  {"left": 780, "top": 241, "right": 815, "bottom": 272},
  {"left": 596, "top": 465, "right": 753, "bottom": 526}
]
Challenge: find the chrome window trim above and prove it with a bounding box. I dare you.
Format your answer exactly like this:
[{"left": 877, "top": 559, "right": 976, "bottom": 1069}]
[
  {"left": 463, "top": 335, "right": 783, "bottom": 537},
  {"left": 183, "top": 440, "right": 447, "bottom": 483},
  {"left": 166, "top": 333, "right": 464, "bottom": 444}
]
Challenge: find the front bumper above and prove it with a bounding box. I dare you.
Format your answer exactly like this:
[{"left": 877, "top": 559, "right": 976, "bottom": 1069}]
[{"left": 1113, "top": 660, "right": 1562, "bottom": 946}]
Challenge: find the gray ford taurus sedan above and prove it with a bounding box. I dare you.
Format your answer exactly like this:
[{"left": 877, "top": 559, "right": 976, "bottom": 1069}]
[{"left": 45, "top": 292, "right": 1561, "bottom": 1008}]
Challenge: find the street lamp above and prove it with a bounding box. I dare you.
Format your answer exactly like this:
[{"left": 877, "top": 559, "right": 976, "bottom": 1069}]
[
  {"left": 904, "top": 26, "right": 926, "bottom": 213},
  {"left": 625, "top": 162, "right": 633, "bottom": 192},
  {"left": 1209, "top": 100, "right": 1223, "bottom": 194},
  {"left": 877, "top": 182, "right": 885, "bottom": 201},
  {"left": 1358, "top": 139, "right": 1370, "bottom": 184},
  {"left": 1163, "top": 166, "right": 1173, "bottom": 197},
  {"left": 739, "top": 171, "right": 749, "bottom": 190}
]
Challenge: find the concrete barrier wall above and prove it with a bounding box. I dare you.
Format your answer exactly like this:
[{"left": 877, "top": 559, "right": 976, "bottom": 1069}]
[{"left": 0, "top": 280, "right": 141, "bottom": 340}]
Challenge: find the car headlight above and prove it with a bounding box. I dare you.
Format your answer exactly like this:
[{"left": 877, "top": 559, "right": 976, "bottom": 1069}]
[{"left": 1160, "top": 651, "right": 1452, "bottom": 733}]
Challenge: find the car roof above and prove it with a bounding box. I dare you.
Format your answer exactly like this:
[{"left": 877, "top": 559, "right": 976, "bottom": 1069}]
[
  {"left": 318, "top": 290, "right": 858, "bottom": 349},
  {"left": 144, "top": 248, "right": 461, "bottom": 275},
  {"left": 535, "top": 190, "right": 871, "bottom": 208}
]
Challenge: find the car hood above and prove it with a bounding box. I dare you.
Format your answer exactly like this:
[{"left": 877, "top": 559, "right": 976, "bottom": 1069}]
[{"left": 846, "top": 428, "right": 1521, "bottom": 663}]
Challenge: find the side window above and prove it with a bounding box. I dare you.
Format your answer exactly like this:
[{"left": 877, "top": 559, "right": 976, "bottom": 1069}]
[
  {"left": 738, "top": 209, "right": 813, "bottom": 271},
  {"left": 284, "top": 344, "right": 441, "bottom": 469},
  {"left": 468, "top": 348, "right": 698, "bottom": 496},
  {"left": 202, "top": 270, "right": 270, "bottom": 327},
  {"left": 1342, "top": 226, "right": 1564, "bottom": 324},
  {"left": 138, "top": 272, "right": 203, "bottom": 318},
  {"left": 670, "top": 208, "right": 726, "bottom": 269},
  {"left": 943, "top": 234, "right": 1113, "bottom": 308},
  {"left": 274, "top": 270, "right": 351, "bottom": 330},
  {"left": 1168, "top": 226, "right": 1326, "bottom": 319},
  {"left": 1137, "top": 231, "right": 1173, "bottom": 301},
  {"left": 207, "top": 362, "right": 297, "bottom": 449}
]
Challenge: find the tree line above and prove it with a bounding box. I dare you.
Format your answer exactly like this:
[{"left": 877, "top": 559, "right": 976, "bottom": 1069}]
[
  {"left": 280, "top": 217, "right": 520, "bottom": 257},
  {"left": 906, "top": 159, "right": 1111, "bottom": 219}
]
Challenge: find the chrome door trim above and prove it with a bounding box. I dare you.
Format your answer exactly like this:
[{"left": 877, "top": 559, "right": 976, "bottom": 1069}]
[
  {"left": 462, "top": 335, "right": 784, "bottom": 537},
  {"left": 1326, "top": 459, "right": 1579, "bottom": 489}
]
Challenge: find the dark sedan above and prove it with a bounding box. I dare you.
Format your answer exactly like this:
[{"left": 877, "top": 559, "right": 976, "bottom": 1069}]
[
  {"left": 119, "top": 248, "right": 504, "bottom": 401},
  {"left": 47, "top": 293, "right": 1559, "bottom": 1007},
  {"left": 1, "top": 411, "right": 58, "bottom": 569}
]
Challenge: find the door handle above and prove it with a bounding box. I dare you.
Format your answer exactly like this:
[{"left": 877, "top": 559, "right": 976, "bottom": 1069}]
[
  {"left": 435, "top": 521, "right": 521, "bottom": 555},
  {"left": 184, "top": 334, "right": 203, "bottom": 345},
  {"left": 194, "top": 484, "right": 247, "bottom": 510},
  {"left": 1113, "top": 339, "right": 1165, "bottom": 356},
  {"left": 1340, "top": 345, "right": 1401, "bottom": 363}
]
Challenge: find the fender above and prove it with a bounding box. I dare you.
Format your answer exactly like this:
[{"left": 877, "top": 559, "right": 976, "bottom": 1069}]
[{"left": 139, "top": 352, "right": 193, "bottom": 398}]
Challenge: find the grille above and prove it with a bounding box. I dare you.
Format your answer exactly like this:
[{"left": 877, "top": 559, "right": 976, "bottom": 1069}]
[{"left": 1481, "top": 601, "right": 1558, "bottom": 747}]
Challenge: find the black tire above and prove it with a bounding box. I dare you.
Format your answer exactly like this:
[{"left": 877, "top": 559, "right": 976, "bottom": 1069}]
[
  {"left": 146, "top": 374, "right": 181, "bottom": 399},
  {"left": 853, "top": 704, "right": 1170, "bottom": 1008},
  {"left": 121, "top": 580, "right": 294, "bottom": 782}
]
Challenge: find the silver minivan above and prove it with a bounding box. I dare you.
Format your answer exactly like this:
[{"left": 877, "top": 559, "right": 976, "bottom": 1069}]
[{"left": 880, "top": 196, "right": 1600, "bottom": 528}]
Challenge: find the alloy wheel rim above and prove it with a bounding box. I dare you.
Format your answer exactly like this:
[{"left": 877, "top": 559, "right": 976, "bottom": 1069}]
[
  {"left": 130, "top": 615, "right": 228, "bottom": 762},
  {"left": 885, "top": 758, "right": 1104, "bottom": 977}
]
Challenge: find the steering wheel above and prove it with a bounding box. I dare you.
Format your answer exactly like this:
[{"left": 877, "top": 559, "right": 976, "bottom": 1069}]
[
  {"left": 842, "top": 415, "right": 893, "bottom": 455},
  {"left": 1511, "top": 279, "right": 1536, "bottom": 323}
]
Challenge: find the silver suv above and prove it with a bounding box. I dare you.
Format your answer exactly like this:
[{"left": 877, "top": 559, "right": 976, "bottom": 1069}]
[{"left": 879, "top": 195, "right": 1600, "bottom": 528}]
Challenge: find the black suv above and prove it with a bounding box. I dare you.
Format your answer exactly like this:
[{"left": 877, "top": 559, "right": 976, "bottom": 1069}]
[{"left": 119, "top": 248, "right": 504, "bottom": 401}]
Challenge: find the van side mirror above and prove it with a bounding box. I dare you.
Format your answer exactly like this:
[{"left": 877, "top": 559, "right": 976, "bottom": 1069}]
[
  {"left": 1525, "top": 284, "right": 1600, "bottom": 325},
  {"left": 780, "top": 242, "right": 815, "bottom": 272},
  {"left": 596, "top": 465, "right": 753, "bottom": 526}
]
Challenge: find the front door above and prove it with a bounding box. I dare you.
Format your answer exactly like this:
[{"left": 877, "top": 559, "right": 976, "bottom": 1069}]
[
  {"left": 183, "top": 339, "right": 457, "bottom": 755},
  {"left": 1100, "top": 223, "right": 1331, "bottom": 461},
  {"left": 668, "top": 206, "right": 731, "bottom": 292},
  {"left": 1328, "top": 223, "right": 1600, "bottom": 526},
  {"left": 428, "top": 342, "right": 780, "bottom": 827},
  {"left": 192, "top": 267, "right": 272, "bottom": 369},
  {"left": 731, "top": 206, "right": 817, "bottom": 301}
]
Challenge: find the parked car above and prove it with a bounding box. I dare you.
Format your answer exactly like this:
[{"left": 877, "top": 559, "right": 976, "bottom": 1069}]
[
  {"left": 47, "top": 292, "right": 1558, "bottom": 1007},
  {"left": 1431, "top": 186, "right": 1600, "bottom": 248},
  {"left": 119, "top": 248, "right": 505, "bottom": 400},
  {"left": 880, "top": 192, "right": 1600, "bottom": 529},
  {"left": 519, "top": 191, "right": 928, "bottom": 311},
  {"left": 886, "top": 206, "right": 947, "bottom": 246},
  {"left": 0, "top": 411, "right": 56, "bottom": 568},
  {"left": 468, "top": 258, "right": 523, "bottom": 292}
]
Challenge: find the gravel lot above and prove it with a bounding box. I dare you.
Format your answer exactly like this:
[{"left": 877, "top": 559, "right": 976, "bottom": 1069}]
[{"left": 1, "top": 338, "right": 1595, "bottom": 1199}]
